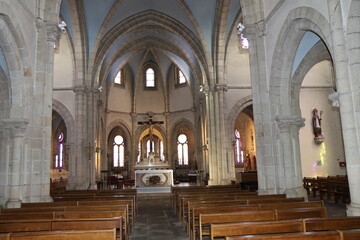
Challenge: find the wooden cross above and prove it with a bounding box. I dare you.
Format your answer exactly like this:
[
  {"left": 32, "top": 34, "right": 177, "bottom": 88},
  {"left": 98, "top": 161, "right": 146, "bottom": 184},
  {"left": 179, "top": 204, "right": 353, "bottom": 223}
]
[{"left": 138, "top": 114, "right": 164, "bottom": 152}]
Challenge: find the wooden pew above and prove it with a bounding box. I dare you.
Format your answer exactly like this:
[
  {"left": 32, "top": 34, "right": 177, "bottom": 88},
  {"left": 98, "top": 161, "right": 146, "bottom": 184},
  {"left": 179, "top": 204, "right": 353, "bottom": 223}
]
[
  {"left": 0, "top": 210, "right": 128, "bottom": 240},
  {"left": 196, "top": 207, "right": 326, "bottom": 240},
  {"left": 225, "top": 231, "right": 342, "bottom": 240},
  {"left": 186, "top": 197, "right": 304, "bottom": 231},
  {"left": 174, "top": 188, "right": 254, "bottom": 214},
  {"left": 188, "top": 201, "right": 324, "bottom": 238},
  {"left": 21, "top": 199, "right": 135, "bottom": 227},
  {"left": 210, "top": 217, "right": 360, "bottom": 240},
  {"left": 0, "top": 234, "right": 8, "bottom": 240},
  {"left": 1, "top": 205, "right": 130, "bottom": 231},
  {"left": 9, "top": 229, "right": 116, "bottom": 240},
  {"left": 225, "top": 230, "right": 360, "bottom": 240},
  {"left": 179, "top": 193, "right": 283, "bottom": 222},
  {"left": 305, "top": 216, "right": 360, "bottom": 231},
  {"left": 210, "top": 219, "right": 305, "bottom": 240},
  {"left": 0, "top": 217, "right": 122, "bottom": 240},
  {"left": 171, "top": 185, "right": 240, "bottom": 211}
]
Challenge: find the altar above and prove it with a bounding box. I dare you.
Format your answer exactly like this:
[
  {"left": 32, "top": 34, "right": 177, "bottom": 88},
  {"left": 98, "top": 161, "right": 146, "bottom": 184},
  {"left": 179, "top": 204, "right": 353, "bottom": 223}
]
[{"left": 135, "top": 169, "right": 173, "bottom": 187}]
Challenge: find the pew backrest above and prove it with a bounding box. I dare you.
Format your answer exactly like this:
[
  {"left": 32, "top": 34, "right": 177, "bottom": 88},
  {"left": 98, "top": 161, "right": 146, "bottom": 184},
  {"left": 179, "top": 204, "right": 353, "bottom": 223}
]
[{"left": 9, "top": 229, "right": 116, "bottom": 240}]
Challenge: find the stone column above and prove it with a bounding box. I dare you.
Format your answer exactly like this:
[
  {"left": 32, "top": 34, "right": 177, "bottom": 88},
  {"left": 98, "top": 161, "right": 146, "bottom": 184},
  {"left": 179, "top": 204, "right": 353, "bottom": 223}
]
[
  {"left": 275, "top": 116, "right": 307, "bottom": 199},
  {"left": 4, "top": 119, "right": 29, "bottom": 208},
  {"left": 164, "top": 112, "right": 170, "bottom": 166},
  {"left": 131, "top": 112, "right": 137, "bottom": 178},
  {"left": 327, "top": 0, "right": 360, "bottom": 216},
  {"left": 214, "top": 84, "right": 233, "bottom": 184}
]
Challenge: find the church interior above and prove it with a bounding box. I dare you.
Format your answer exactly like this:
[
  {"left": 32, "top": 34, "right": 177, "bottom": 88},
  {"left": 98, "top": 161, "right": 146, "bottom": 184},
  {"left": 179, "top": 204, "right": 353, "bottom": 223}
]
[{"left": 1, "top": 0, "right": 360, "bottom": 239}]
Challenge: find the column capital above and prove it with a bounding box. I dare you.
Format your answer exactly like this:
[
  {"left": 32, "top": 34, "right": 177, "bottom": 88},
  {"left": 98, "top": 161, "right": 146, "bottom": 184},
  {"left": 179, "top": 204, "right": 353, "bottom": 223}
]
[
  {"left": 328, "top": 91, "right": 340, "bottom": 108},
  {"left": 214, "top": 84, "right": 228, "bottom": 93},
  {"left": 275, "top": 115, "right": 305, "bottom": 132},
  {"left": 2, "top": 118, "right": 29, "bottom": 137},
  {"left": 46, "top": 23, "right": 61, "bottom": 43}
]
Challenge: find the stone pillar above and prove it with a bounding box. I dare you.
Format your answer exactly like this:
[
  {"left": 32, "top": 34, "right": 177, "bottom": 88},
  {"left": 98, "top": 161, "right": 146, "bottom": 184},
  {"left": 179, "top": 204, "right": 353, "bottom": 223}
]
[
  {"left": 164, "top": 112, "right": 170, "bottom": 166},
  {"left": 131, "top": 112, "right": 137, "bottom": 178},
  {"left": 214, "top": 84, "right": 233, "bottom": 184},
  {"left": 242, "top": 21, "right": 271, "bottom": 195},
  {"left": 4, "top": 119, "right": 28, "bottom": 208},
  {"left": 275, "top": 116, "right": 307, "bottom": 199},
  {"left": 327, "top": 0, "right": 360, "bottom": 216}
]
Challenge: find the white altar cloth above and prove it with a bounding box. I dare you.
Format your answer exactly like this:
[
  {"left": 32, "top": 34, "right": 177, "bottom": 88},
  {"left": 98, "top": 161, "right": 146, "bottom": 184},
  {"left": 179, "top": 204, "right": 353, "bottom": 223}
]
[{"left": 135, "top": 169, "right": 173, "bottom": 187}]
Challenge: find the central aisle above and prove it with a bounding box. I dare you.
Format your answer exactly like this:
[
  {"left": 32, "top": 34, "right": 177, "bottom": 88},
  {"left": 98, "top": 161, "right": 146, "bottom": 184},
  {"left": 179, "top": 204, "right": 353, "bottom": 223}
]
[{"left": 130, "top": 193, "right": 188, "bottom": 240}]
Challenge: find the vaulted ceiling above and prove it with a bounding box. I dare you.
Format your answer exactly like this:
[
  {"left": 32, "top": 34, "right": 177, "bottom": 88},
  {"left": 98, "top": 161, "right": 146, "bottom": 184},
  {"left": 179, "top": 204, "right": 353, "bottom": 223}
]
[{"left": 60, "top": 0, "right": 242, "bottom": 88}]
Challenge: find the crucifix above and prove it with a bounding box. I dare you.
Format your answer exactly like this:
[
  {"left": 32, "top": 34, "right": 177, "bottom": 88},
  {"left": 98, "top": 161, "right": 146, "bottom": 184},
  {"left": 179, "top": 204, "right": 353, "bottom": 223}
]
[{"left": 138, "top": 113, "right": 164, "bottom": 153}]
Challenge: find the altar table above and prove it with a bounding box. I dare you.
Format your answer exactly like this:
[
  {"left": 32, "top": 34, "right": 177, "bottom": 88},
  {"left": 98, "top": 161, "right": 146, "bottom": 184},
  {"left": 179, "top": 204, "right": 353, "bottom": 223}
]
[{"left": 135, "top": 169, "right": 173, "bottom": 187}]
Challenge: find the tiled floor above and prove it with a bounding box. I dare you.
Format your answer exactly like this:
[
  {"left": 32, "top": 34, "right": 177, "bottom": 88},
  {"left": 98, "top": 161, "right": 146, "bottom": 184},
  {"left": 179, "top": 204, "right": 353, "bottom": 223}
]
[
  {"left": 130, "top": 193, "right": 188, "bottom": 240},
  {"left": 129, "top": 191, "right": 348, "bottom": 240}
]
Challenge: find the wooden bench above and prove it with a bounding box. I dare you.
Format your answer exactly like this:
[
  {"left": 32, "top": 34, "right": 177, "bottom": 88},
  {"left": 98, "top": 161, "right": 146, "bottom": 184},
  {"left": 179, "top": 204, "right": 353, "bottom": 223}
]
[
  {"left": 197, "top": 207, "right": 326, "bottom": 239},
  {"left": 180, "top": 193, "right": 284, "bottom": 222},
  {"left": 0, "top": 217, "right": 122, "bottom": 240},
  {"left": 21, "top": 199, "right": 135, "bottom": 228},
  {"left": 210, "top": 217, "right": 360, "bottom": 240},
  {"left": 177, "top": 191, "right": 257, "bottom": 217},
  {"left": 211, "top": 219, "right": 305, "bottom": 240},
  {"left": 196, "top": 207, "right": 326, "bottom": 240},
  {"left": 225, "top": 231, "right": 342, "bottom": 240},
  {"left": 188, "top": 201, "right": 324, "bottom": 237},
  {"left": 9, "top": 229, "right": 116, "bottom": 240},
  {"left": 225, "top": 230, "right": 360, "bottom": 240},
  {"left": 186, "top": 197, "right": 304, "bottom": 231},
  {"left": 0, "top": 210, "right": 128, "bottom": 240}
]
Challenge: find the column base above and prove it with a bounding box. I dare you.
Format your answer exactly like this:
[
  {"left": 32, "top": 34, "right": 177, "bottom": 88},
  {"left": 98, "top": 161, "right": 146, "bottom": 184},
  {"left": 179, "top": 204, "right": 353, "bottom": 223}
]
[
  {"left": 285, "top": 187, "right": 308, "bottom": 200},
  {"left": 346, "top": 203, "right": 360, "bottom": 216},
  {"left": 5, "top": 198, "right": 22, "bottom": 208},
  {"left": 41, "top": 195, "right": 53, "bottom": 202}
]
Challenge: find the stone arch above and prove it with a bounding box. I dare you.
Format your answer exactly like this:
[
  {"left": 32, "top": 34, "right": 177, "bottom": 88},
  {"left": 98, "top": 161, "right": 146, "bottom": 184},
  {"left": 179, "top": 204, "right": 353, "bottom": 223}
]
[
  {"left": 170, "top": 118, "right": 197, "bottom": 180},
  {"left": 269, "top": 7, "right": 332, "bottom": 116},
  {"left": 52, "top": 99, "right": 75, "bottom": 188},
  {"left": 266, "top": 7, "right": 333, "bottom": 197},
  {"left": 291, "top": 41, "right": 333, "bottom": 115},
  {"left": 227, "top": 95, "right": 253, "bottom": 141},
  {"left": 0, "top": 66, "right": 10, "bottom": 119},
  {"left": 0, "top": 13, "right": 29, "bottom": 119}
]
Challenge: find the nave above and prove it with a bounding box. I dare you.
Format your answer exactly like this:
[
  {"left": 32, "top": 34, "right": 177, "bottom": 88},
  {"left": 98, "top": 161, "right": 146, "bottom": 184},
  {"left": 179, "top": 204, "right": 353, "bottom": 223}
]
[{"left": 130, "top": 191, "right": 347, "bottom": 240}]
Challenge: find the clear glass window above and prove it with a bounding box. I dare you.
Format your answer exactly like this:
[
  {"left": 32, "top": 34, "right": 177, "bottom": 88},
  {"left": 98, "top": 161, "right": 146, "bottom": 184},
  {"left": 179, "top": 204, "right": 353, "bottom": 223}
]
[
  {"left": 177, "top": 134, "right": 188, "bottom": 165},
  {"left": 146, "top": 68, "right": 155, "bottom": 87},
  {"left": 113, "top": 135, "right": 125, "bottom": 167}
]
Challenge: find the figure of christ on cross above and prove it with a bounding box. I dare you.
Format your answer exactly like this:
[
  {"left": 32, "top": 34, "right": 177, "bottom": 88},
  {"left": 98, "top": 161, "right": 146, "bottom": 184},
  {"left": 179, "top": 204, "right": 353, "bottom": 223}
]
[{"left": 138, "top": 113, "right": 164, "bottom": 154}]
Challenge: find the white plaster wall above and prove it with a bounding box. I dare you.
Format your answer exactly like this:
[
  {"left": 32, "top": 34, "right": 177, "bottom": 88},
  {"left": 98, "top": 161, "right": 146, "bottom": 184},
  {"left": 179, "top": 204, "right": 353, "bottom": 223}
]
[
  {"left": 53, "top": 34, "right": 75, "bottom": 118},
  {"left": 168, "top": 67, "right": 193, "bottom": 111},
  {"left": 135, "top": 87, "right": 166, "bottom": 113},
  {"left": 299, "top": 62, "right": 346, "bottom": 178},
  {"left": 264, "top": 0, "right": 330, "bottom": 81},
  {"left": 53, "top": 91, "right": 75, "bottom": 118},
  {"left": 107, "top": 85, "right": 132, "bottom": 113},
  {"left": 225, "top": 89, "right": 252, "bottom": 117},
  {"left": 169, "top": 85, "right": 193, "bottom": 112},
  {"left": 54, "top": 36, "right": 74, "bottom": 88}
]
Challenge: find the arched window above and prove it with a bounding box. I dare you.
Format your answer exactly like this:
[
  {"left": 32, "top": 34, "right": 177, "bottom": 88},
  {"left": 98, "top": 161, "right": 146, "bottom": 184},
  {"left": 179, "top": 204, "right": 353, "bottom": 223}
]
[
  {"left": 55, "top": 132, "right": 64, "bottom": 168},
  {"left": 160, "top": 141, "right": 164, "bottom": 161},
  {"left": 235, "top": 129, "right": 244, "bottom": 163},
  {"left": 146, "top": 139, "right": 154, "bottom": 157},
  {"left": 175, "top": 67, "right": 186, "bottom": 85},
  {"left": 114, "top": 69, "right": 125, "bottom": 86},
  {"left": 113, "top": 135, "right": 125, "bottom": 167},
  {"left": 177, "top": 134, "right": 188, "bottom": 165},
  {"left": 145, "top": 67, "right": 155, "bottom": 87}
]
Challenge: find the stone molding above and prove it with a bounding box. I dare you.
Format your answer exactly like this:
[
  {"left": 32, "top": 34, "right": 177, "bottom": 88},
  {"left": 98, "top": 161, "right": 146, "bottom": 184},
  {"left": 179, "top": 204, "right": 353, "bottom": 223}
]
[
  {"left": 275, "top": 115, "right": 305, "bottom": 132},
  {"left": 214, "top": 84, "right": 228, "bottom": 93},
  {"left": 1, "top": 118, "right": 29, "bottom": 137},
  {"left": 46, "top": 23, "right": 61, "bottom": 43},
  {"left": 328, "top": 91, "right": 340, "bottom": 108}
]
